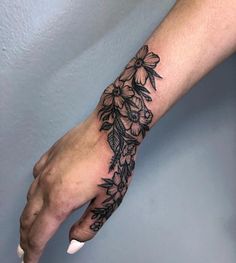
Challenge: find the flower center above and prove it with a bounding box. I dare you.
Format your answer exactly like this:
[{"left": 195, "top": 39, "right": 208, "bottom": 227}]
[
  {"left": 112, "top": 87, "right": 121, "bottom": 96},
  {"left": 128, "top": 111, "right": 140, "bottom": 122},
  {"left": 135, "top": 58, "right": 143, "bottom": 68},
  {"left": 144, "top": 110, "right": 150, "bottom": 118}
]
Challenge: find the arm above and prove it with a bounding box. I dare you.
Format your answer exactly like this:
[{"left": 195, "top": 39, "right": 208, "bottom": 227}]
[{"left": 19, "top": 1, "right": 236, "bottom": 262}]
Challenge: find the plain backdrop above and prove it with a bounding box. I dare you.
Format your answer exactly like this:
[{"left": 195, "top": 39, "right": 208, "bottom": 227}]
[{"left": 0, "top": 1, "right": 236, "bottom": 263}]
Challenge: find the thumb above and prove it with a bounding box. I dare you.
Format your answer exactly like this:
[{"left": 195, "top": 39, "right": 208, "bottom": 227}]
[{"left": 67, "top": 194, "right": 116, "bottom": 254}]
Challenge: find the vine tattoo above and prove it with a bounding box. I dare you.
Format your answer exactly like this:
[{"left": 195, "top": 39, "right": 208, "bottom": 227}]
[{"left": 90, "top": 45, "right": 162, "bottom": 232}]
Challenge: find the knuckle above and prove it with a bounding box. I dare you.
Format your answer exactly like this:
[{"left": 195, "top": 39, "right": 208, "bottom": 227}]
[
  {"left": 20, "top": 241, "right": 27, "bottom": 251},
  {"left": 47, "top": 195, "right": 71, "bottom": 221},
  {"left": 38, "top": 167, "right": 56, "bottom": 187},
  {"left": 20, "top": 215, "right": 30, "bottom": 230},
  {"left": 26, "top": 179, "right": 39, "bottom": 201},
  {"left": 26, "top": 191, "right": 32, "bottom": 202},
  {"left": 26, "top": 187, "right": 34, "bottom": 202},
  {"left": 54, "top": 207, "right": 69, "bottom": 221},
  {"left": 33, "top": 162, "right": 41, "bottom": 176},
  {"left": 52, "top": 207, "right": 69, "bottom": 221},
  {"left": 33, "top": 154, "right": 48, "bottom": 175},
  {"left": 27, "top": 238, "right": 41, "bottom": 252}
]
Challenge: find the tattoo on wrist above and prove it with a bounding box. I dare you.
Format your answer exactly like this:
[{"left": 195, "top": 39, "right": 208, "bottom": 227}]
[{"left": 90, "top": 45, "right": 162, "bottom": 232}]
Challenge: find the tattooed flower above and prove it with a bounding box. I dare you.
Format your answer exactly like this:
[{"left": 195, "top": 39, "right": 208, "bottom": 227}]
[
  {"left": 103, "top": 79, "right": 134, "bottom": 109},
  {"left": 91, "top": 203, "right": 114, "bottom": 221},
  {"left": 120, "top": 144, "right": 136, "bottom": 165},
  {"left": 90, "top": 221, "right": 104, "bottom": 232},
  {"left": 120, "top": 45, "right": 160, "bottom": 85},
  {"left": 90, "top": 45, "right": 161, "bottom": 232},
  {"left": 107, "top": 172, "right": 128, "bottom": 200},
  {"left": 121, "top": 96, "right": 153, "bottom": 136}
]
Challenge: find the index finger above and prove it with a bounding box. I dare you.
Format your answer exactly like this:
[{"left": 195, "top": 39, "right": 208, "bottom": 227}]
[{"left": 22, "top": 207, "right": 67, "bottom": 263}]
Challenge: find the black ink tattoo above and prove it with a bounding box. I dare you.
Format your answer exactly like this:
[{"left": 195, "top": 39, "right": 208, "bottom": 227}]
[{"left": 90, "top": 45, "right": 161, "bottom": 232}]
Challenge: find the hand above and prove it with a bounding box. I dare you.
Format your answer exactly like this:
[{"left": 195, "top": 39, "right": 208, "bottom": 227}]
[
  {"left": 18, "top": 112, "right": 135, "bottom": 263},
  {"left": 18, "top": 45, "right": 160, "bottom": 263}
]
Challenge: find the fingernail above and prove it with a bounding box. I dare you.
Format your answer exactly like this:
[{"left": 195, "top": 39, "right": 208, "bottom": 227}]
[
  {"left": 17, "top": 244, "right": 24, "bottom": 258},
  {"left": 67, "top": 239, "right": 85, "bottom": 254}
]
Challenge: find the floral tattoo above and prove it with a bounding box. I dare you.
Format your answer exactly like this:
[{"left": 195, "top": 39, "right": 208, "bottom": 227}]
[{"left": 90, "top": 45, "right": 162, "bottom": 232}]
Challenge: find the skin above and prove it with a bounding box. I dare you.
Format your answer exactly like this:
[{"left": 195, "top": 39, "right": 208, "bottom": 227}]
[{"left": 19, "top": 0, "right": 236, "bottom": 262}]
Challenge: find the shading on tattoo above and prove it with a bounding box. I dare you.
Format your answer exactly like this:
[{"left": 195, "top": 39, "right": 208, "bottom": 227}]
[{"left": 90, "top": 45, "right": 162, "bottom": 232}]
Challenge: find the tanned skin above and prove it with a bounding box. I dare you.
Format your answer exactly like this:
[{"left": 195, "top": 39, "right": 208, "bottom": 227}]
[{"left": 19, "top": 1, "right": 236, "bottom": 262}]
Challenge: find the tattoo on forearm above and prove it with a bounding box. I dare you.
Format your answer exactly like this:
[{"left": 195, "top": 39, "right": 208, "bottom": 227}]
[{"left": 90, "top": 45, "right": 162, "bottom": 232}]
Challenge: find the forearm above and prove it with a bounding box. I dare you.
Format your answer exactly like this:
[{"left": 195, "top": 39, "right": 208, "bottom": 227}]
[
  {"left": 85, "top": 0, "right": 236, "bottom": 231},
  {"left": 96, "top": 0, "right": 236, "bottom": 128},
  {"left": 19, "top": 1, "right": 236, "bottom": 261},
  {"left": 145, "top": 0, "right": 236, "bottom": 124}
]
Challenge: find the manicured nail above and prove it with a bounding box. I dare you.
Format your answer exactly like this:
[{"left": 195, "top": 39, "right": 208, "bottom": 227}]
[
  {"left": 67, "top": 239, "right": 85, "bottom": 254},
  {"left": 17, "top": 244, "right": 24, "bottom": 258}
]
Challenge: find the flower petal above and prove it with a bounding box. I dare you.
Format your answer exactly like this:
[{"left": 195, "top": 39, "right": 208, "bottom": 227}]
[
  {"left": 108, "top": 185, "right": 118, "bottom": 196},
  {"left": 104, "top": 84, "right": 114, "bottom": 94},
  {"left": 126, "top": 57, "right": 136, "bottom": 68},
  {"left": 120, "top": 104, "right": 128, "bottom": 117},
  {"left": 126, "top": 155, "right": 131, "bottom": 164},
  {"left": 140, "top": 110, "right": 153, "bottom": 125},
  {"left": 130, "top": 122, "right": 142, "bottom": 136},
  {"left": 122, "top": 116, "right": 132, "bottom": 130},
  {"left": 130, "top": 96, "right": 142, "bottom": 110},
  {"left": 114, "top": 96, "right": 124, "bottom": 109},
  {"left": 123, "top": 145, "right": 129, "bottom": 156},
  {"left": 114, "top": 78, "right": 124, "bottom": 88},
  {"left": 103, "top": 95, "right": 113, "bottom": 106},
  {"left": 121, "top": 187, "right": 128, "bottom": 197},
  {"left": 136, "top": 45, "right": 148, "bottom": 59},
  {"left": 120, "top": 67, "right": 135, "bottom": 81},
  {"left": 122, "top": 85, "right": 134, "bottom": 98},
  {"left": 113, "top": 173, "right": 121, "bottom": 185},
  {"left": 143, "top": 52, "right": 160, "bottom": 68},
  {"left": 120, "top": 156, "right": 126, "bottom": 165},
  {"left": 135, "top": 67, "right": 148, "bottom": 85}
]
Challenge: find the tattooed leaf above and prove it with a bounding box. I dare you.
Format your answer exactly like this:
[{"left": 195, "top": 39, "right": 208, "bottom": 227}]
[
  {"left": 126, "top": 139, "right": 140, "bottom": 146},
  {"left": 147, "top": 70, "right": 156, "bottom": 90},
  {"left": 109, "top": 152, "right": 121, "bottom": 172},
  {"left": 128, "top": 99, "right": 139, "bottom": 109},
  {"left": 91, "top": 214, "right": 98, "bottom": 220},
  {"left": 135, "top": 84, "right": 150, "bottom": 94},
  {"left": 123, "top": 132, "right": 137, "bottom": 141},
  {"left": 108, "top": 129, "right": 120, "bottom": 153},
  {"left": 100, "top": 122, "right": 112, "bottom": 131},
  {"left": 102, "top": 113, "right": 110, "bottom": 121},
  {"left": 142, "top": 93, "right": 152, "bottom": 102},
  {"left": 115, "top": 116, "right": 126, "bottom": 135},
  {"left": 99, "top": 178, "right": 114, "bottom": 188},
  {"left": 149, "top": 67, "right": 162, "bottom": 79},
  {"left": 146, "top": 67, "right": 162, "bottom": 90},
  {"left": 102, "top": 195, "right": 114, "bottom": 204},
  {"left": 121, "top": 162, "right": 130, "bottom": 180},
  {"left": 130, "top": 159, "right": 135, "bottom": 171},
  {"left": 133, "top": 84, "right": 152, "bottom": 101}
]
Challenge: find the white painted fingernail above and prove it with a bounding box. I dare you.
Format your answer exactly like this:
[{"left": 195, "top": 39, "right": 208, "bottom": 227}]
[
  {"left": 17, "top": 244, "right": 24, "bottom": 258},
  {"left": 67, "top": 239, "right": 85, "bottom": 254}
]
